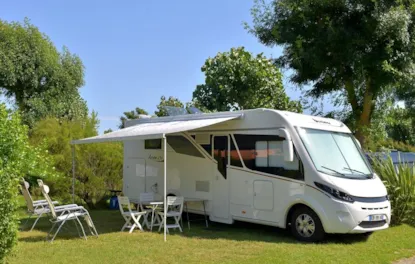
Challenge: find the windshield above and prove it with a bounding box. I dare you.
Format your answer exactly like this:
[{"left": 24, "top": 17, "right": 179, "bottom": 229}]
[{"left": 297, "top": 127, "right": 372, "bottom": 179}]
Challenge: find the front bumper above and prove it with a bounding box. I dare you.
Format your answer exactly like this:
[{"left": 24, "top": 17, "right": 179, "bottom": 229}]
[{"left": 324, "top": 199, "right": 391, "bottom": 234}]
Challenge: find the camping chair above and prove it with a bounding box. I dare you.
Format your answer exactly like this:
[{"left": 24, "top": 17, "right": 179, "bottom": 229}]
[
  {"left": 20, "top": 179, "right": 76, "bottom": 231},
  {"left": 118, "top": 196, "right": 147, "bottom": 233},
  {"left": 158, "top": 196, "right": 184, "bottom": 233},
  {"left": 139, "top": 192, "right": 161, "bottom": 229},
  {"left": 40, "top": 184, "right": 98, "bottom": 242}
]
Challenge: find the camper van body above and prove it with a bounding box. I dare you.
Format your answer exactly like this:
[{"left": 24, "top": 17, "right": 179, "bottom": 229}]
[{"left": 122, "top": 109, "right": 390, "bottom": 241}]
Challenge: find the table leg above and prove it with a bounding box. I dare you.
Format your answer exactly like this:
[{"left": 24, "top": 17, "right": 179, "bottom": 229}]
[
  {"left": 186, "top": 202, "right": 190, "bottom": 230},
  {"left": 150, "top": 206, "right": 155, "bottom": 231},
  {"left": 203, "top": 201, "right": 208, "bottom": 228}
]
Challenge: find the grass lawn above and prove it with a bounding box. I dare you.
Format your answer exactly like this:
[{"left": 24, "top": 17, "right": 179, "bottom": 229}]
[{"left": 6, "top": 209, "right": 415, "bottom": 264}]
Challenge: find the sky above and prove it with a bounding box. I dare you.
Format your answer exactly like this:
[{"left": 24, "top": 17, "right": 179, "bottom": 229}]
[{"left": 1, "top": 0, "right": 329, "bottom": 133}]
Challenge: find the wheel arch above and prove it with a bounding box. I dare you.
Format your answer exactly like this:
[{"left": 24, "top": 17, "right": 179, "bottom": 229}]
[{"left": 284, "top": 201, "right": 329, "bottom": 232}]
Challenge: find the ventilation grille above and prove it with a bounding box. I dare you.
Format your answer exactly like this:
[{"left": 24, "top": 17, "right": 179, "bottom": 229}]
[
  {"left": 361, "top": 206, "right": 389, "bottom": 210},
  {"left": 359, "top": 220, "right": 387, "bottom": 229},
  {"left": 196, "top": 181, "right": 210, "bottom": 192}
]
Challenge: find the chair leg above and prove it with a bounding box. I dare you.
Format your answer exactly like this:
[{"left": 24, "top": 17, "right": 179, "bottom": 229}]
[
  {"left": 50, "top": 220, "right": 66, "bottom": 242},
  {"left": 73, "top": 219, "right": 82, "bottom": 238},
  {"left": 175, "top": 216, "right": 183, "bottom": 232},
  {"left": 21, "top": 212, "right": 33, "bottom": 231},
  {"left": 30, "top": 213, "right": 43, "bottom": 231},
  {"left": 132, "top": 215, "right": 143, "bottom": 232},
  {"left": 75, "top": 217, "right": 87, "bottom": 240},
  {"left": 84, "top": 213, "right": 99, "bottom": 237},
  {"left": 129, "top": 223, "right": 137, "bottom": 233},
  {"left": 46, "top": 222, "right": 57, "bottom": 241},
  {"left": 158, "top": 215, "right": 164, "bottom": 232},
  {"left": 121, "top": 216, "right": 131, "bottom": 232}
]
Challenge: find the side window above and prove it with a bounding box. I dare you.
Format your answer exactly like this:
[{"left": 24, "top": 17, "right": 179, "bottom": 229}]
[
  {"left": 213, "top": 136, "right": 228, "bottom": 179},
  {"left": 234, "top": 134, "right": 303, "bottom": 180},
  {"left": 145, "top": 139, "right": 162, "bottom": 149},
  {"left": 200, "top": 135, "right": 212, "bottom": 155},
  {"left": 166, "top": 136, "right": 204, "bottom": 158}
]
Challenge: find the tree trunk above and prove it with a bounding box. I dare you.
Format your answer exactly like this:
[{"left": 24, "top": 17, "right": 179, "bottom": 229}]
[{"left": 354, "top": 78, "right": 374, "bottom": 149}]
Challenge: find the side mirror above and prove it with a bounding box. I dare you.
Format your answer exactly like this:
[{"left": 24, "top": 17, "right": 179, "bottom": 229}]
[{"left": 278, "top": 128, "right": 294, "bottom": 162}]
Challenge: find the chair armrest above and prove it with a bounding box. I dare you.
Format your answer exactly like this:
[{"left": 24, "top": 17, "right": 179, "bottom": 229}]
[
  {"left": 55, "top": 204, "right": 79, "bottom": 210},
  {"left": 55, "top": 206, "right": 86, "bottom": 215},
  {"left": 34, "top": 200, "right": 59, "bottom": 206}
]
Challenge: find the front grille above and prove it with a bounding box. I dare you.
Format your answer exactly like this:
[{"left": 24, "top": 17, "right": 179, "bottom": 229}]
[
  {"left": 361, "top": 206, "right": 389, "bottom": 210},
  {"left": 352, "top": 195, "right": 388, "bottom": 203},
  {"left": 359, "top": 220, "right": 387, "bottom": 228}
]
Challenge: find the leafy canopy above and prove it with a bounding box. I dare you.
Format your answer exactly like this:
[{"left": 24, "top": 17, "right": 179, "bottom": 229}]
[
  {"left": 0, "top": 18, "right": 87, "bottom": 127},
  {"left": 248, "top": 0, "right": 415, "bottom": 146},
  {"left": 155, "top": 95, "right": 185, "bottom": 117},
  {"left": 193, "top": 47, "right": 302, "bottom": 112}
]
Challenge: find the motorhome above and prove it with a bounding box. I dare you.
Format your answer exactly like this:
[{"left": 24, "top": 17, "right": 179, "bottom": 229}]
[{"left": 73, "top": 108, "right": 391, "bottom": 242}]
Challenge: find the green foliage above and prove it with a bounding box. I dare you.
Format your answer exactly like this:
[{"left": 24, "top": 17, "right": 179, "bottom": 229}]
[
  {"left": 372, "top": 154, "right": 415, "bottom": 225},
  {"left": 385, "top": 107, "right": 415, "bottom": 145},
  {"left": 193, "top": 47, "right": 302, "bottom": 112},
  {"left": 119, "top": 107, "right": 148, "bottom": 128},
  {"left": 29, "top": 114, "right": 123, "bottom": 208},
  {"left": 0, "top": 18, "right": 87, "bottom": 127},
  {"left": 155, "top": 95, "right": 185, "bottom": 117},
  {"left": 0, "top": 104, "right": 54, "bottom": 262},
  {"left": 248, "top": 0, "right": 415, "bottom": 146}
]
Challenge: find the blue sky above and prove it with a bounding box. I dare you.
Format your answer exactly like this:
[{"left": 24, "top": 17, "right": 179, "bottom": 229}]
[{"left": 1, "top": 0, "right": 328, "bottom": 133}]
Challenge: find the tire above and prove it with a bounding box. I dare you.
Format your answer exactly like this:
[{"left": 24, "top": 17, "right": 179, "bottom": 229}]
[{"left": 291, "top": 206, "right": 325, "bottom": 242}]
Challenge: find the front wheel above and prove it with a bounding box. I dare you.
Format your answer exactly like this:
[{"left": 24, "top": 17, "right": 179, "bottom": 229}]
[{"left": 291, "top": 207, "right": 325, "bottom": 242}]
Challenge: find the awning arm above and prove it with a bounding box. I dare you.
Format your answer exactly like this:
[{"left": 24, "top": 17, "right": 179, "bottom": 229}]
[{"left": 163, "top": 134, "right": 167, "bottom": 242}]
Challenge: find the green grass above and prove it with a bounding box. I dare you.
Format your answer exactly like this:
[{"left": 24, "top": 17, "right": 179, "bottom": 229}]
[{"left": 6, "top": 209, "right": 415, "bottom": 264}]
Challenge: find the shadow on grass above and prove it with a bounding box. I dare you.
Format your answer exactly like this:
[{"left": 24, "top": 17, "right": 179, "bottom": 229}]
[
  {"left": 175, "top": 218, "right": 371, "bottom": 244},
  {"left": 19, "top": 210, "right": 371, "bottom": 244}
]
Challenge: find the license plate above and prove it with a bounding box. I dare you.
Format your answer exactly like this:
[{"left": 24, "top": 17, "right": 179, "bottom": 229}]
[{"left": 369, "top": 214, "right": 385, "bottom": 221}]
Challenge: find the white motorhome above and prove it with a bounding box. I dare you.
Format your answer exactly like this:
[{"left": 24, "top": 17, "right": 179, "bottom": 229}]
[{"left": 74, "top": 108, "right": 391, "bottom": 242}]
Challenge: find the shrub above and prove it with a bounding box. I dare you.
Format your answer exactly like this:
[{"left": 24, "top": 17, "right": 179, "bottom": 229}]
[
  {"left": 371, "top": 154, "right": 415, "bottom": 225},
  {"left": 0, "top": 104, "right": 54, "bottom": 262},
  {"left": 29, "top": 114, "right": 123, "bottom": 208}
]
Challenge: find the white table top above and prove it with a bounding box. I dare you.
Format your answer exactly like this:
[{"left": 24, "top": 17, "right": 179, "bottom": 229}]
[{"left": 140, "top": 201, "right": 163, "bottom": 206}]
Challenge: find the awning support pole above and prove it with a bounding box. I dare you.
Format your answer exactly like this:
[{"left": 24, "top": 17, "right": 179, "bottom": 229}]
[
  {"left": 71, "top": 145, "right": 76, "bottom": 204},
  {"left": 163, "top": 134, "right": 167, "bottom": 242}
]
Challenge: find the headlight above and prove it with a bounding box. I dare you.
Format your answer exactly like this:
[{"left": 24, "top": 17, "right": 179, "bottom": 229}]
[{"left": 314, "top": 182, "right": 354, "bottom": 203}]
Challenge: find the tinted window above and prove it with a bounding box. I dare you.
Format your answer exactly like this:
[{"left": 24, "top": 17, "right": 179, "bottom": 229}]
[
  {"left": 214, "top": 136, "right": 228, "bottom": 179},
  {"left": 200, "top": 135, "right": 212, "bottom": 155},
  {"left": 167, "top": 136, "right": 204, "bottom": 158},
  {"left": 145, "top": 139, "right": 162, "bottom": 149},
  {"left": 234, "top": 134, "right": 303, "bottom": 180}
]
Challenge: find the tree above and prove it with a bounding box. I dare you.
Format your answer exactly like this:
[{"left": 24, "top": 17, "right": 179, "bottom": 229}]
[
  {"left": 30, "top": 113, "right": 123, "bottom": 208},
  {"left": 0, "top": 103, "right": 55, "bottom": 262},
  {"left": 155, "top": 95, "right": 185, "bottom": 117},
  {"left": 248, "top": 0, "right": 415, "bottom": 147},
  {"left": 119, "top": 107, "right": 148, "bottom": 128},
  {"left": 193, "top": 47, "right": 302, "bottom": 112},
  {"left": 0, "top": 18, "right": 87, "bottom": 127}
]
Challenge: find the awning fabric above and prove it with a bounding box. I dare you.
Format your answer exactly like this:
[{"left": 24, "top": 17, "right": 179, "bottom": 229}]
[{"left": 71, "top": 115, "right": 240, "bottom": 145}]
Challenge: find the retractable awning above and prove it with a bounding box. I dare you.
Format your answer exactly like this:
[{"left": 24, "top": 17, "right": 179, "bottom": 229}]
[
  {"left": 71, "top": 114, "right": 241, "bottom": 145},
  {"left": 70, "top": 113, "right": 241, "bottom": 242}
]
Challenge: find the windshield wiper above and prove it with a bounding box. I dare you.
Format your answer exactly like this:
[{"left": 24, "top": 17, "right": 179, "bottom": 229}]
[
  {"left": 343, "top": 167, "right": 365, "bottom": 175},
  {"left": 343, "top": 167, "right": 373, "bottom": 179},
  {"left": 321, "top": 166, "right": 346, "bottom": 177}
]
